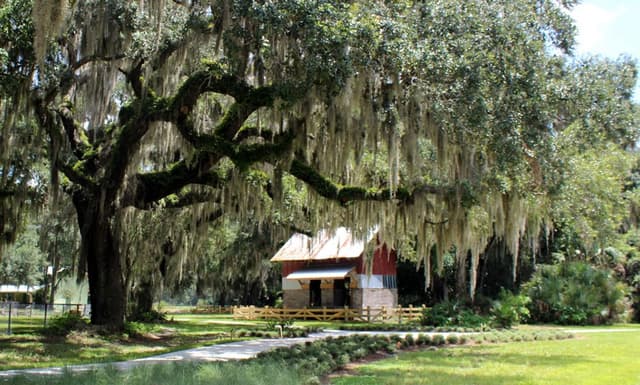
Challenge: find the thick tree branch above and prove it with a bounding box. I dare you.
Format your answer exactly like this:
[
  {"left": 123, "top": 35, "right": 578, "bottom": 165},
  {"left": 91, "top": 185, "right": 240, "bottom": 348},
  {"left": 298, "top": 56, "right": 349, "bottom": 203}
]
[
  {"left": 169, "top": 66, "right": 251, "bottom": 116},
  {"left": 56, "top": 103, "right": 91, "bottom": 159},
  {"left": 167, "top": 64, "right": 303, "bottom": 142},
  {"left": 232, "top": 126, "right": 275, "bottom": 143},
  {"left": 121, "top": 60, "right": 144, "bottom": 98},
  {"left": 128, "top": 152, "right": 224, "bottom": 207},
  {"left": 288, "top": 157, "right": 449, "bottom": 206},
  {"left": 162, "top": 190, "right": 218, "bottom": 209},
  {"left": 229, "top": 131, "right": 295, "bottom": 169},
  {"left": 106, "top": 93, "right": 173, "bottom": 193},
  {"left": 132, "top": 189, "right": 219, "bottom": 210},
  {"left": 57, "top": 160, "right": 97, "bottom": 189}
]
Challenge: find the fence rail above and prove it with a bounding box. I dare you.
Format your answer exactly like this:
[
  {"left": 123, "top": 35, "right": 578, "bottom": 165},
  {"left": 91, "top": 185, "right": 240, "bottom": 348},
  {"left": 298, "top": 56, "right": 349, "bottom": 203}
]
[
  {"left": 190, "top": 305, "right": 234, "bottom": 314},
  {"left": 233, "top": 305, "right": 426, "bottom": 323}
]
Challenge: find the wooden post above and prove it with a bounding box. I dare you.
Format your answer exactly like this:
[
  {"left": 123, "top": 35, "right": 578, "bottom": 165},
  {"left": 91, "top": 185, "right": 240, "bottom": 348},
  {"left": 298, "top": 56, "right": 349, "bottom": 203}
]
[
  {"left": 7, "top": 302, "right": 12, "bottom": 334},
  {"left": 366, "top": 306, "right": 371, "bottom": 323},
  {"left": 398, "top": 305, "right": 402, "bottom": 324},
  {"left": 322, "top": 307, "right": 327, "bottom": 321},
  {"left": 381, "top": 306, "right": 386, "bottom": 322}
]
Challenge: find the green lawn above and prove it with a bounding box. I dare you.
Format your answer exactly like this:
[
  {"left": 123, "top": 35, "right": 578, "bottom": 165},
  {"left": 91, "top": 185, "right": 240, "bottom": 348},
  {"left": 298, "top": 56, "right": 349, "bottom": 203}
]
[
  {"left": 331, "top": 328, "right": 640, "bottom": 385},
  {"left": 0, "top": 312, "right": 371, "bottom": 370},
  {"left": 0, "top": 313, "right": 262, "bottom": 370}
]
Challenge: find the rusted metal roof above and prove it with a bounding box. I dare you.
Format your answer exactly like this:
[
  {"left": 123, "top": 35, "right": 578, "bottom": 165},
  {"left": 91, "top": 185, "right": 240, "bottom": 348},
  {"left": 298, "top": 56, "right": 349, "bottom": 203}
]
[{"left": 271, "top": 227, "right": 375, "bottom": 262}]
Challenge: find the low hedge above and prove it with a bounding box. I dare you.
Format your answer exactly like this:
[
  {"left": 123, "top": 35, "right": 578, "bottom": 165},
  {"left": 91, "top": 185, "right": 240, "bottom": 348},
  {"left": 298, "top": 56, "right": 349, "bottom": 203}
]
[{"left": 251, "top": 330, "right": 574, "bottom": 384}]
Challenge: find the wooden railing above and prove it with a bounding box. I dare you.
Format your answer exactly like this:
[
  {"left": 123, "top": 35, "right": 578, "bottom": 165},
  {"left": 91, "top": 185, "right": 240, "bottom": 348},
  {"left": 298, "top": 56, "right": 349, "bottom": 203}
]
[{"left": 232, "top": 305, "right": 427, "bottom": 323}]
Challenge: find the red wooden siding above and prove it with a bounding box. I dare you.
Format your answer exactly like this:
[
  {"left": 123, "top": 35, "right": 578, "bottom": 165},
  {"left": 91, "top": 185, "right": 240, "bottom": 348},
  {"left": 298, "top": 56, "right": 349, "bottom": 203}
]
[{"left": 365, "top": 243, "right": 397, "bottom": 275}]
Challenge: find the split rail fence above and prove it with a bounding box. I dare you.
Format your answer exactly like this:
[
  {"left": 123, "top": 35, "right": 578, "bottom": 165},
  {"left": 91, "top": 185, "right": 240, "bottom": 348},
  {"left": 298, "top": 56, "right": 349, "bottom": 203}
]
[
  {"left": 190, "top": 305, "right": 233, "bottom": 314},
  {"left": 233, "top": 305, "right": 427, "bottom": 323}
]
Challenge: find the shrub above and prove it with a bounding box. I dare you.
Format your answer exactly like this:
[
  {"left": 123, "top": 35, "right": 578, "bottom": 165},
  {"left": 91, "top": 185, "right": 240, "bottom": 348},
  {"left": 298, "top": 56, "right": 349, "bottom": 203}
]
[
  {"left": 417, "top": 333, "right": 430, "bottom": 345},
  {"left": 490, "top": 289, "right": 531, "bottom": 328},
  {"left": 336, "top": 354, "right": 350, "bottom": 368},
  {"left": 486, "top": 333, "right": 499, "bottom": 343},
  {"left": 383, "top": 343, "right": 397, "bottom": 353},
  {"left": 405, "top": 334, "right": 415, "bottom": 346},
  {"left": 352, "top": 348, "right": 368, "bottom": 359},
  {"left": 421, "top": 301, "right": 489, "bottom": 328},
  {"left": 431, "top": 334, "right": 446, "bottom": 345},
  {"left": 123, "top": 321, "right": 154, "bottom": 337},
  {"left": 446, "top": 334, "right": 459, "bottom": 344},
  {"left": 523, "top": 262, "right": 627, "bottom": 325},
  {"left": 128, "top": 310, "right": 167, "bottom": 323},
  {"left": 42, "top": 312, "right": 89, "bottom": 336}
]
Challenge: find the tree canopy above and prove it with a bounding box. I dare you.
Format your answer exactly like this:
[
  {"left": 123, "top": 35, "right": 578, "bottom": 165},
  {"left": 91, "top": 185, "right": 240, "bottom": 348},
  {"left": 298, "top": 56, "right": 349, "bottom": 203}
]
[{"left": 0, "top": 0, "right": 636, "bottom": 328}]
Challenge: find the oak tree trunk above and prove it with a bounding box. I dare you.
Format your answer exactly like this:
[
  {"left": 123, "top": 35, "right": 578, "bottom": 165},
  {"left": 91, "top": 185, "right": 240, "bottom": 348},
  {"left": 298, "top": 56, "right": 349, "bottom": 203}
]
[{"left": 72, "top": 190, "right": 126, "bottom": 329}]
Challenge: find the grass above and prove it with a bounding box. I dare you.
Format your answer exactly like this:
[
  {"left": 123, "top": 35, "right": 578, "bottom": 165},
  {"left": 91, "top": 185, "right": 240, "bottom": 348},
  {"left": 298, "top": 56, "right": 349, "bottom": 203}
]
[
  {"left": 331, "top": 326, "right": 640, "bottom": 385},
  {"left": 0, "top": 313, "right": 262, "bottom": 370},
  {"left": 3, "top": 362, "right": 303, "bottom": 385},
  {"left": 0, "top": 312, "right": 363, "bottom": 370}
]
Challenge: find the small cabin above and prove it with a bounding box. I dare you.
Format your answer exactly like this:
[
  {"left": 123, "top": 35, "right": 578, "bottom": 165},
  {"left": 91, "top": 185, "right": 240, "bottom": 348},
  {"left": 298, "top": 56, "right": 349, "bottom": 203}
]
[
  {"left": 0, "top": 284, "right": 43, "bottom": 303},
  {"left": 271, "top": 227, "right": 397, "bottom": 309}
]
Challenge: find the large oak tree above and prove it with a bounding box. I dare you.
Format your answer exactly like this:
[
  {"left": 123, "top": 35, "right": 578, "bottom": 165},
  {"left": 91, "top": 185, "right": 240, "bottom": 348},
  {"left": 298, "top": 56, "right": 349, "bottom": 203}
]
[{"left": 0, "top": 0, "right": 636, "bottom": 329}]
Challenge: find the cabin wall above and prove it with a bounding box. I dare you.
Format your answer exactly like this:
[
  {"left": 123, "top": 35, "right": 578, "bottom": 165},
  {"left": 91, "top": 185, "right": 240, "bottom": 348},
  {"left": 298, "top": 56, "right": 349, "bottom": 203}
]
[
  {"left": 282, "top": 279, "right": 336, "bottom": 308},
  {"left": 281, "top": 274, "right": 398, "bottom": 309},
  {"left": 279, "top": 241, "right": 398, "bottom": 310},
  {"left": 360, "top": 243, "right": 397, "bottom": 275}
]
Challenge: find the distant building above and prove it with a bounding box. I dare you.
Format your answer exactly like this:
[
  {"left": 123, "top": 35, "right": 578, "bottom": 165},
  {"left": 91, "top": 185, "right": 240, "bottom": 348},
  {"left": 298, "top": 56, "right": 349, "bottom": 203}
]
[
  {"left": 0, "top": 284, "right": 43, "bottom": 303},
  {"left": 271, "top": 227, "right": 397, "bottom": 309}
]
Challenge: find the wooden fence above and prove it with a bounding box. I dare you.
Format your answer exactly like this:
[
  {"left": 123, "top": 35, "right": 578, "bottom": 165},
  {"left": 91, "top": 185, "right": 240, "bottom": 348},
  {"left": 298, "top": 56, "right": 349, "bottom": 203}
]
[
  {"left": 232, "top": 305, "right": 427, "bottom": 323},
  {"left": 190, "top": 305, "right": 234, "bottom": 314}
]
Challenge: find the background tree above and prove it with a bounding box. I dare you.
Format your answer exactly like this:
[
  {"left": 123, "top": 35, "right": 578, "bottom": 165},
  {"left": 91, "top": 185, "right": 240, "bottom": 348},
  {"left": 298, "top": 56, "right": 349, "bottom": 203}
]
[
  {"left": 0, "top": 224, "right": 46, "bottom": 286},
  {"left": 0, "top": 0, "right": 45, "bottom": 248}
]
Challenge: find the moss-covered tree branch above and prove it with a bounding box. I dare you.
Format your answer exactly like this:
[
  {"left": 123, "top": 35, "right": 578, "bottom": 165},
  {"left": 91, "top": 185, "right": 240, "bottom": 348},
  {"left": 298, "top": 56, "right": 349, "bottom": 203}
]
[
  {"left": 133, "top": 189, "right": 219, "bottom": 210},
  {"left": 56, "top": 103, "right": 91, "bottom": 158},
  {"left": 230, "top": 131, "right": 295, "bottom": 169},
  {"left": 129, "top": 152, "right": 225, "bottom": 207},
  {"left": 168, "top": 64, "right": 304, "bottom": 142},
  {"left": 288, "top": 157, "right": 449, "bottom": 206},
  {"left": 57, "top": 160, "right": 97, "bottom": 190},
  {"left": 106, "top": 93, "right": 173, "bottom": 192}
]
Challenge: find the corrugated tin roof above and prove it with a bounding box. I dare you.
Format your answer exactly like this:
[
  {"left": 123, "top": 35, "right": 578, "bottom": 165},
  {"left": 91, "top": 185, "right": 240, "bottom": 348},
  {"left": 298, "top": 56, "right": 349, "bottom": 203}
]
[
  {"left": 286, "top": 265, "right": 355, "bottom": 280},
  {"left": 0, "top": 285, "right": 43, "bottom": 293},
  {"left": 271, "top": 227, "right": 375, "bottom": 262}
]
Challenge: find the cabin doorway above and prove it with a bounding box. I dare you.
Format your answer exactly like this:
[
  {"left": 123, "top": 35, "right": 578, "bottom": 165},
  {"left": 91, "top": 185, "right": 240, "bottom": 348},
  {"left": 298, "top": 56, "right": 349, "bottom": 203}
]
[
  {"left": 333, "top": 278, "right": 350, "bottom": 307},
  {"left": 309, "top": 280, "right": 321, "bottom": 307}
]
